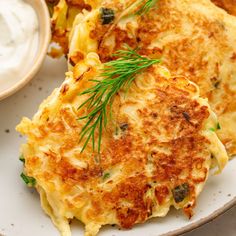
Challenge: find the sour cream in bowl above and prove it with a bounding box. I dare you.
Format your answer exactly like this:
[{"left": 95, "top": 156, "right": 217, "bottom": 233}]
[{"left": 0, "top": 0, "right": 51, "bottom": 100}]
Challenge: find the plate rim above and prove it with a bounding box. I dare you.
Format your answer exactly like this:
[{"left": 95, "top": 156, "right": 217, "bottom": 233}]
[{"left": 162, "top": 196, "right": 236, "bottom": 236}]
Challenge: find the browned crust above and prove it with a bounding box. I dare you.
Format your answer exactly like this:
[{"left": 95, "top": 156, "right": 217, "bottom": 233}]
[{"left": 212, "top": 0, "right": 236, "bottom": 16}]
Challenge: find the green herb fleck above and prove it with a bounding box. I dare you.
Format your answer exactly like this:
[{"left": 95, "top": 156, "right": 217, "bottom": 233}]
[
  {"left": 209, "top": 123, "right": 221, "bottom": 132},
  {"left": 19, "top": 154, "right": 25, "bottom": 164},
  {"left": 136, "top": 0, "right": 159, "bottom": 16},
  {"left": 20, "top": 173, "right": 36, "bottom": 187},
  {"left": 103, "top": 172, "right": 110, "bottom": 180},
  {"left": 172, "top": 183, "right": 189, "bottom": 203},
  {"left": 100, "top": 8, "right": 115, "bottom": 25},
  {"left": 78, "top": 47, "right": 161, "bottom": 153}
]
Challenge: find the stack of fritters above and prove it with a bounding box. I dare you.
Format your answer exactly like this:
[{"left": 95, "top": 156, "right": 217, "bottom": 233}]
[{"left": 17, "top": 0, "right": 236, "bottom": 235}]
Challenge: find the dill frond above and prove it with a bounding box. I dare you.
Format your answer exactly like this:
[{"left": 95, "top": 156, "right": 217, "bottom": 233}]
[
  {"left": 136, "top": 0, "right": 159, "bottom": 16},
  {"left": 78, "top": 47, "right": 161, "bottom": 153}
]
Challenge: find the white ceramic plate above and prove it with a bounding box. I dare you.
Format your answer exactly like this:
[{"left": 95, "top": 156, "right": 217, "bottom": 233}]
[{"left": 0, "top": 57, "right": 235, "bottom": 236}]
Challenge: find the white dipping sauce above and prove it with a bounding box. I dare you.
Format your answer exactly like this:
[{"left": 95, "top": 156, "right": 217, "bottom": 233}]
[{"left": 0, "top": 0, "right": 39, "bottom": 89}]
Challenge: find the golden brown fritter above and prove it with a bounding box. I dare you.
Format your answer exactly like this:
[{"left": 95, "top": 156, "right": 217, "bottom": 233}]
[
  {"left": 46, "top": 0, "right": 101, "bottom": 57},
  {"left": 47, "top": 0, "right": 88, "bottom": 57},
  {"left": 47, "top": 0, "right": 236, "bottom": 57},
  {"left": 16, "top": 53, "right": 228, "bottom": 236},
  {"left": 69, "top": 0, "right": 236, "bottom": 155}
]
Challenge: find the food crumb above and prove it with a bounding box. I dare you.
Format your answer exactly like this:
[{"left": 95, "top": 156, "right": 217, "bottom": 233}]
[{"left": 5, "top": 129, "right": 10, "bottom": 133}]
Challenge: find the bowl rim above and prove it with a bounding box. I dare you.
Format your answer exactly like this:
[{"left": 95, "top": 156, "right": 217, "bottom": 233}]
[{"left": 0, "top": 0, "right": 51, "bottom": 101}]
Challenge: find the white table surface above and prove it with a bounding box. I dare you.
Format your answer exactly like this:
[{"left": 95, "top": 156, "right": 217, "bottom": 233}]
[{"left": 0, "top": 57, "right": 235, "bottom": 236}]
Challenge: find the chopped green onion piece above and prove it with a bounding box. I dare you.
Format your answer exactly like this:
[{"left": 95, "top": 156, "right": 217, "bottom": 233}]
[
  {"left": 172, "top": 183, "right": 189, "bottom": 203},
  {"left": 103, "top": 172, "right": 110, "bottom": 180},
  {"left": 20, "top": 173, "right": 36, "bottom": 187},
  {"left": 100, "top": 8, "right": 115, "bottom": 25},
  {"left": 217, "top": 122, "right": 221, "bottom": 130},
  {"left": 19, "top": 154, "right": 25, "bottom": 164},
  {"left": 209, "top": 127, "right": 216, "bottom": 132}
]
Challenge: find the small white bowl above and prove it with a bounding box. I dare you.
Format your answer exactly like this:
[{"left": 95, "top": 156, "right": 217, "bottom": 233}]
[{"left": 0, "top": 0, "right": 51, "bottom": 101}]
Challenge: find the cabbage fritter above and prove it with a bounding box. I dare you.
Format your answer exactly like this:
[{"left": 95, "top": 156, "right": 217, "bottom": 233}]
[
  {"left": 16, "top": 53, "right": 228, "bottom": 236},
  {"left": 47, "top": 0, "right": 236, "bottom": 57},
  {"left": 46, "top": 0, "right": 100, "bottom": 57},
  {"left": 68, "top": 0, "right": 236, "bottom": 156}
]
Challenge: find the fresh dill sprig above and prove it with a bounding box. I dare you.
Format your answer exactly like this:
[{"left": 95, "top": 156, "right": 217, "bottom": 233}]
[
  {"left": 136, "top": 0, "right": 159, "bottom": 16},
  {"left": 78, "top": 47, "right": 161, "bottom": 153}
]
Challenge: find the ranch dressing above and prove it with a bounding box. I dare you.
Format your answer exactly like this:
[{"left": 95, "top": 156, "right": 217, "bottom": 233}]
[{"left": 0, "top": 0, "right": 39, "bottom": 89}]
